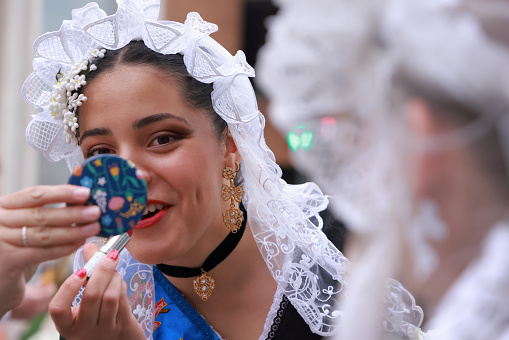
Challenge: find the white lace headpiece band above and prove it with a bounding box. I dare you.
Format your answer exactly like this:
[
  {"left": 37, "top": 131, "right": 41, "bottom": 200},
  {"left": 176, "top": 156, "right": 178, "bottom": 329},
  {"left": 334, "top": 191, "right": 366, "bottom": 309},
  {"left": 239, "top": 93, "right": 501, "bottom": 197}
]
[{"left": 22, "top": 0, "right": 350, "bottom": 337}]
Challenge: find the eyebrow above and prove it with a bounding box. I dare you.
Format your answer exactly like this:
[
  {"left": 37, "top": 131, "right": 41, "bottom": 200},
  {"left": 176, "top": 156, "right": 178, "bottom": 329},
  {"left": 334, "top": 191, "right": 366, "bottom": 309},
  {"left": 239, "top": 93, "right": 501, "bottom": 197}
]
[
  {"left": 79, "top": 128, "right": 112, "bottom": 143},
  {"left": 133, "top": 113, "right": 189, "bottom": 130},
  {"left": 79, "top": 113, "right": 190, "bottom": 143}
]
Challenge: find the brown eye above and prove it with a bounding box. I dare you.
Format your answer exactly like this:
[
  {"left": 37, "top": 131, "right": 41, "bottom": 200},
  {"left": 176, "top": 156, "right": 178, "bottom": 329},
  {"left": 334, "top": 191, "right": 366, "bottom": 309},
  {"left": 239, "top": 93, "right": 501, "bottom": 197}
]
[
  {"left": 87, "top": 148, "right": 114, "bottom": 158},
  {"left": 150, "top": 134, "right": 175, "bottom": 146}
]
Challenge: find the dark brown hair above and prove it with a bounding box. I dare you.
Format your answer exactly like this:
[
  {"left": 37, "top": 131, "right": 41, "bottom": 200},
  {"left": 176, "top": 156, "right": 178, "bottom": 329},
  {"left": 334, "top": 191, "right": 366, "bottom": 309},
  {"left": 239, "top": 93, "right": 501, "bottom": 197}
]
[{"left": 79, "top": 40, "right": 228, "bottom": 140}]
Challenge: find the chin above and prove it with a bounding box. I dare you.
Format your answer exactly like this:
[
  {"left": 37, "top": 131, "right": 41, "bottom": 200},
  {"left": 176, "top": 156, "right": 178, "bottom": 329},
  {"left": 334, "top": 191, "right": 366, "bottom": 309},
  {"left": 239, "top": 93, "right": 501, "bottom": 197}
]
[{"left": 126, "top": 238, "right": 173, "bottom": 265}]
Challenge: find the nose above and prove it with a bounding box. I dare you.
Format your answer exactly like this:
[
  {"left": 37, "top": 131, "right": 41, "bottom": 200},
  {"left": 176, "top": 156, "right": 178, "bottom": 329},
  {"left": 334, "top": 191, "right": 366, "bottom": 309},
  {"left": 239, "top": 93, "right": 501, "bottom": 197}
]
[
  {"left": 136, "top": 165, "right": 152, "bottom": 185},
  {"left": 119, "top": 149, "right": 152, "bottom": 185}
]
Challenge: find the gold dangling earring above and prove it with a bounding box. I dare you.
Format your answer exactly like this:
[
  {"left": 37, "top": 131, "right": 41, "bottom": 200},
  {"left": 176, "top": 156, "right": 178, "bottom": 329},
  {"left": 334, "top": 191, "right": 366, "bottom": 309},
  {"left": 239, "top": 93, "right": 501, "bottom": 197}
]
[{"left": 221, "top": 162, "right": 244, "bottom": 233}]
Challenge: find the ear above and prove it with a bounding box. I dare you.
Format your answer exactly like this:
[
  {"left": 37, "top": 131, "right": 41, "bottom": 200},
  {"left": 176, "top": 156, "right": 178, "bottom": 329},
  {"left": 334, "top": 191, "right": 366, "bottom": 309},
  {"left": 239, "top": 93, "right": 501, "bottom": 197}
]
[
  {"left": 405, "top": 97, "right": 448, "bottom": 200},
  {"left": 222, "top": 129, "right": 242, "bottom": 169},
  {"left": 405, "top": 97, "right": 437, "bottom": 139}
]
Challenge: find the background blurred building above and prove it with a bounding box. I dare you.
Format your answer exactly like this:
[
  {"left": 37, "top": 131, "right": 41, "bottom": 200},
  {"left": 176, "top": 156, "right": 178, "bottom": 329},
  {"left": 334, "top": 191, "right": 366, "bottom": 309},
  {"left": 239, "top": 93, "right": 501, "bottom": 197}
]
[{"left": 0, "top": 0, "right": 118, "bottom": 195}]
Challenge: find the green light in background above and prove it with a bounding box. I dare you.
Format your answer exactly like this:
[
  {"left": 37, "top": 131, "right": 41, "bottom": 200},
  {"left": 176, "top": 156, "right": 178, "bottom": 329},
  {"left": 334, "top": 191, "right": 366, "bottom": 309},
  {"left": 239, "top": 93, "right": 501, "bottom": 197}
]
[{"left": 287, "top": 125, "right": 313, "bottom": 151}]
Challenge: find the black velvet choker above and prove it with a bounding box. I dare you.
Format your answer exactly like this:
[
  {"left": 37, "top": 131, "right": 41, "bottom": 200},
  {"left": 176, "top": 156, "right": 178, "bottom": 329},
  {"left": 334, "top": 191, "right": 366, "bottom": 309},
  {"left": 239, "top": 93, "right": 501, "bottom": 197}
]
[{"left": 156, "top": 204, "right": 246, "bottom": 301}]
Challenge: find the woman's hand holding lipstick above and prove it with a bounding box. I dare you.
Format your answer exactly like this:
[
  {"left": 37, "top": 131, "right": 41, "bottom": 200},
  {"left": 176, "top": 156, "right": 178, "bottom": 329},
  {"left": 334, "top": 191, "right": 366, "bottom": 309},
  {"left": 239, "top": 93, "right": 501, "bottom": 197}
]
[
  {"left": 49, "top": 243, "right": 146, "bottom": 340},
  {"left": 47, "top": 155, "right": 147, "bottom": 338}
]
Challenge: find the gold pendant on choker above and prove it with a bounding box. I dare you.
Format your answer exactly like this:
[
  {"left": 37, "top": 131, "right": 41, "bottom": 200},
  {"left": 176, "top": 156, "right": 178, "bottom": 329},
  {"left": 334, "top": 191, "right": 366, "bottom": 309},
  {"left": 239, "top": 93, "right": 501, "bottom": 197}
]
[{"left": 193, "top": 269, "right": 215, "bottom": 301}]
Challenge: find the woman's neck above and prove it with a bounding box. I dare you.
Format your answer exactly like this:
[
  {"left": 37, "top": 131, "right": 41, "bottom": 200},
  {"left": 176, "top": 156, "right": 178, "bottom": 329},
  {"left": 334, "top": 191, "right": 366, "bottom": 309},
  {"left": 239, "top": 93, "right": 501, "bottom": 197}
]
[
  {"left": 161, "top": 222, "right": 277, "bottom": 337},
  {"left": 165, "top": 222, "right": 271, "bottom": 294},
  {"left": 411, "top": 168, "right": 509, "bottom": 315}
]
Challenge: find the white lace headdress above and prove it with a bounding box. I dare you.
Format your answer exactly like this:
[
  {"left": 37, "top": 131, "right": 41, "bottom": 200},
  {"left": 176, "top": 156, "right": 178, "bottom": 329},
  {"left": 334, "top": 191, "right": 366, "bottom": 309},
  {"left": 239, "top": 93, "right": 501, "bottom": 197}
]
[{"left": 22, "top": 0, "right": 350, "bottom": 337}]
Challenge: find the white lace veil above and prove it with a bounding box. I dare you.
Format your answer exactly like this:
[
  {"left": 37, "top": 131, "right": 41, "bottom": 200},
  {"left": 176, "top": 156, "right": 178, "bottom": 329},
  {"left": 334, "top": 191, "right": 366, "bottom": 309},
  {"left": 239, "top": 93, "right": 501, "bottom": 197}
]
[
  {"left": 22, "top": 0, "right": 350, "bottom": 337},
  {"left": 259, "top": 0, "right": 509, "bottom": 338}
]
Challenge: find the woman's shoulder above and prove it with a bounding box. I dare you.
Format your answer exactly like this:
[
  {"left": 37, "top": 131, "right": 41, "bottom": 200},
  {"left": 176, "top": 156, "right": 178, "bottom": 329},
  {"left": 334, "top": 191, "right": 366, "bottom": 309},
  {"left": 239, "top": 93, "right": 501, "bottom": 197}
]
[{"left": 263, "top": 208, "right": 345, "bottom": 339}]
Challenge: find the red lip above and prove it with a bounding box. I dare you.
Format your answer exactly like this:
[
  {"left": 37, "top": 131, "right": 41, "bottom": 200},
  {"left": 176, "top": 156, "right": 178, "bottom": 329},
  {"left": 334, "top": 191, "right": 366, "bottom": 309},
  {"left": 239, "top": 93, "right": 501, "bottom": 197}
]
[{"left": 134, "top": 200, "right": 170, "bottom": 230}]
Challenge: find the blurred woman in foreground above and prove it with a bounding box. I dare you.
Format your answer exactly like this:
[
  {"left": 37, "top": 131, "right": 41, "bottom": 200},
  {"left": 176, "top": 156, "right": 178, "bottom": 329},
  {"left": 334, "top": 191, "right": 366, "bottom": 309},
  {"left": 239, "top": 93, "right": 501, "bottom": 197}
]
[{"left": 259, "top": 0, "right": 509, "bottom": 338}]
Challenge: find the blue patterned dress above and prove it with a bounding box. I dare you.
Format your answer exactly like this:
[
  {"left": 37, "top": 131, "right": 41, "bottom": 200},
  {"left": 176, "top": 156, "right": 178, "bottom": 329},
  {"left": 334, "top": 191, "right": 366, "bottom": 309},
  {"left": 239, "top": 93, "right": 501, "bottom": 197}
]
[{"left": 152, "top": 266, "right": 222, "bottom": 340}]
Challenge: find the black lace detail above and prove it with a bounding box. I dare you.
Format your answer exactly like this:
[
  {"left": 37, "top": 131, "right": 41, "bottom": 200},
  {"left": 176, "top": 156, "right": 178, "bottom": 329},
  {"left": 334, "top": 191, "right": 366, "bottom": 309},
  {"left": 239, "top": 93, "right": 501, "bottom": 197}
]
[{"left": 266, "top": 295, "right": 290, "bottom": 339}]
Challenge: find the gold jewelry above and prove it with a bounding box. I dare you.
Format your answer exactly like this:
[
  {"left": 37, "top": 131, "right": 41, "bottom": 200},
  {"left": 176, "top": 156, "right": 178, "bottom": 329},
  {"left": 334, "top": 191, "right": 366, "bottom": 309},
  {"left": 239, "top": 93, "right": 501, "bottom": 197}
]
[
  {"left": 193, "top": 269, "right": 215, "bottom": 301},
  {"left": 156, "top": 205, "right": 247, "bottom": 301},
  {"left": 221, "top": 162, "right": 244, "bottom": 233}
]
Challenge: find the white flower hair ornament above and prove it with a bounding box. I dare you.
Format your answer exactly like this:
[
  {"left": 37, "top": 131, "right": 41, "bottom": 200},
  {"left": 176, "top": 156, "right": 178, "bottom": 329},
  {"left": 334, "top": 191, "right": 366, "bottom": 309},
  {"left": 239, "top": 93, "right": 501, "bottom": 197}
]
[
  {"left": 48, "top": 48, "right": 106, "bottom": 145},
  {"left": 22, "top": 0, "right": 352, "bottom": 338}
]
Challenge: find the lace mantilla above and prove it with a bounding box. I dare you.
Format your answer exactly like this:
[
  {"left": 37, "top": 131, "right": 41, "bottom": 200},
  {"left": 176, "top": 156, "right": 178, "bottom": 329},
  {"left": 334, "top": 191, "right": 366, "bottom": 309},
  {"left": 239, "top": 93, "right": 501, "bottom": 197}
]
[{"left": 24, "top": 0, "right": 348, "bottom": 336}]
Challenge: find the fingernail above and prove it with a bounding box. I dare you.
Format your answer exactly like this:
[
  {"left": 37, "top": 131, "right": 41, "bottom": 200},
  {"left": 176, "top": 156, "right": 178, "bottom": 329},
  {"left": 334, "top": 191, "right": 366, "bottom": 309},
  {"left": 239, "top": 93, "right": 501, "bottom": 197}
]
[
  {"left": 80, "top": 222, "right": 100, "bottom": 235},
  {"left": 30, "top": 188, "right": 44, "bottom": 199},
  {"left": 73, "top": 187, "right": 91, "bottom": 200},
  {"left": 75, "top": 268, "right": 87, "bottom": 278},
  {"left": 107, "top": 249, "right": 119, "bottom": 261},
  {"left": 82, "top": 206, "right": 101, "bottom": 219}
]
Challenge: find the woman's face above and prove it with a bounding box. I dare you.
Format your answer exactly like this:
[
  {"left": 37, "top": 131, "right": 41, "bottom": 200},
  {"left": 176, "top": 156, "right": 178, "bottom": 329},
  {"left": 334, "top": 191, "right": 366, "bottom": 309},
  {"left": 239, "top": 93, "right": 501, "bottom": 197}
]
[{"left": 78, "top": 64, "right": 238, "bottom": 266}]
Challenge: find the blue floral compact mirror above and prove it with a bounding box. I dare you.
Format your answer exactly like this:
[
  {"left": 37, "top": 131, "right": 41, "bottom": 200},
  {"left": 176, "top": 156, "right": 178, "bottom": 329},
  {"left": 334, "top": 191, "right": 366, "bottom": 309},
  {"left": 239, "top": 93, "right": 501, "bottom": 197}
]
[{"left": 68, "top": 154, "right": 148, "bottom": 237}]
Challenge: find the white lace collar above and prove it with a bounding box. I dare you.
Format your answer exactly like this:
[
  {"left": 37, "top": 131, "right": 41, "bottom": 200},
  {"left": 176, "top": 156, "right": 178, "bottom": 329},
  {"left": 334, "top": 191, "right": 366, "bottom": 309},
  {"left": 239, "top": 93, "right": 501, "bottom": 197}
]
[{"left": 425, "top": 222, "right": 509, "bottom": 339}]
